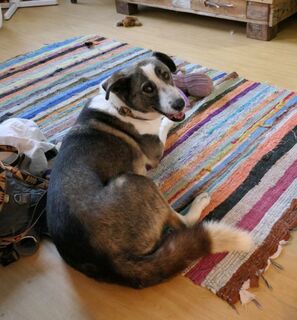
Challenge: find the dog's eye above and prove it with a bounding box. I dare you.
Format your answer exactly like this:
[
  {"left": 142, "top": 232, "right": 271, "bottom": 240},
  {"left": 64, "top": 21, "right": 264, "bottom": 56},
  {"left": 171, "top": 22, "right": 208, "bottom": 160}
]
[
  {"left": 142, "top": 83, "right": 154, "bottom": 94},
  {"left": 163, "top": 72, "right": 170, "bottom": 81},
  {"left": 155, "top": 67, "right": 161, "bottom": 74}
]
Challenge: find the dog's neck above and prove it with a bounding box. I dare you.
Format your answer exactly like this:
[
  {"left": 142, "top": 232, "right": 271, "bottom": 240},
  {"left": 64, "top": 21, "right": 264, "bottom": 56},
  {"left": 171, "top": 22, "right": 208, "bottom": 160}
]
[
  {"left": 89, "top": 91, "right": 163, "bottom": 136},
  {"left": 109, "top": 92, "right": 159, "bottom": 122}
]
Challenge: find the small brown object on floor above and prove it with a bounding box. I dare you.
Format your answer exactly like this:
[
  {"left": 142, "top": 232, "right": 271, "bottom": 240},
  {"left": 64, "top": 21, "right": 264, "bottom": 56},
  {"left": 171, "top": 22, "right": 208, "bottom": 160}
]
[
  {"left": 84, "top": 40, "right": 101, "bottom": 49},
  {"left": 116, "top": 16, "right": 142, "bottom": 27}
]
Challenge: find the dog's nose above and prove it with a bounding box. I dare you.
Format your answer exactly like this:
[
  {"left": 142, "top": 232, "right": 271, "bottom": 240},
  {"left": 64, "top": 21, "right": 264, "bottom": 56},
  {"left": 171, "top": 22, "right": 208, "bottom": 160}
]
[{"left": 171, "top": 98, "right": 185, "bottom": 111}]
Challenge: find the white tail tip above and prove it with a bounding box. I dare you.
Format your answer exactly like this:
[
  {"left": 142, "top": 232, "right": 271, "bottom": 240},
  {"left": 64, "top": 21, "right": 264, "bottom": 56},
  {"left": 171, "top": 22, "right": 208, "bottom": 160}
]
[{"left": 204, "top": 221, "right": 254, "bottom": 253}]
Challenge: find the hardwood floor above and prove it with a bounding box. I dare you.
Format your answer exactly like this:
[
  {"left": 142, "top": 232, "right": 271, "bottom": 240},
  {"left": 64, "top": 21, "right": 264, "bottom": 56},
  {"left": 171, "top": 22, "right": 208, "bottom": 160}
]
[{"left": 0, "top": 2, "right": 297, "bottom": 319}]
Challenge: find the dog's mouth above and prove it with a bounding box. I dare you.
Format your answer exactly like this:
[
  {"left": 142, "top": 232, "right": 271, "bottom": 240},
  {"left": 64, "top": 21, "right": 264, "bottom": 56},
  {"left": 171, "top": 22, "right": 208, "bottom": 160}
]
[
  {"left": 167, "top": 111, "right": 185, "bottom": 122},
  {"left": 153, "top": 107, "right": 186, "bottom": 122}
]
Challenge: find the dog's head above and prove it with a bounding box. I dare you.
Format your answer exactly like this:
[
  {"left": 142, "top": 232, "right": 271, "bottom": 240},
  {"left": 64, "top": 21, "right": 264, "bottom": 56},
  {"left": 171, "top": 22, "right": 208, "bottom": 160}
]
[{"left": 102, "top": 52, "right": 185, "bottom": 122}]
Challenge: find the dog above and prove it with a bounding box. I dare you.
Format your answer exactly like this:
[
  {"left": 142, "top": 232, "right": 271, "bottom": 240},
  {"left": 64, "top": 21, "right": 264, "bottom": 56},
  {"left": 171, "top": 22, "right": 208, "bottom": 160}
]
[{"left": 47, "top": 52, "right": 253, "bottom": 288}]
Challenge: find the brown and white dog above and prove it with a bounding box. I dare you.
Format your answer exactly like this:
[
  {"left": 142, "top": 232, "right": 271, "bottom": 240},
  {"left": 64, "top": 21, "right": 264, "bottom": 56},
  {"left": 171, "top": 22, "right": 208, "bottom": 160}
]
[{"left": 46, "top": 52, "right": 253, "bottom": 288}]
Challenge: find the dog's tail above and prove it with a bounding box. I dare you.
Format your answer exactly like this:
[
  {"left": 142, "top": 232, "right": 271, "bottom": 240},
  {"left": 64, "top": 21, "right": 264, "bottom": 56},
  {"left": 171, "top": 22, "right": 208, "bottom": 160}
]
[{"left": 112, "top": 221, "right": 253, "bottom": 288}]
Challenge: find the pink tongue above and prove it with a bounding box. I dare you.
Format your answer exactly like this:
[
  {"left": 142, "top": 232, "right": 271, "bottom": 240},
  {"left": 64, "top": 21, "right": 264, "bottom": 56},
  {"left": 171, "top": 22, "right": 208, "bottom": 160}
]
[
  {"left": 172, "top": 112, "right": 184, "bottom": 120},
  {"left": 174, "top": 112, "right": 184, "bottom": 119}
]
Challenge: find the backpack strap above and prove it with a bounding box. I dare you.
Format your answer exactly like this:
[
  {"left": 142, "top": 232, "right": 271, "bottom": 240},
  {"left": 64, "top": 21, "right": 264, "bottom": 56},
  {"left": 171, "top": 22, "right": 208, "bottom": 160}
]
[
  {"left": 0, "top": 187, "right": 47, "bottom": 266},
  {"left": 0, "top": 145, "right": 49, "bottom": 266},
  {"left": 0, "top": 145, "right": 48, "bottom": 190},
  {"left": 0, "top": 145, "right": 22, "bottom": 167},
  {"left": 0, "top": 192, "right": 47, "bottom": 247}
]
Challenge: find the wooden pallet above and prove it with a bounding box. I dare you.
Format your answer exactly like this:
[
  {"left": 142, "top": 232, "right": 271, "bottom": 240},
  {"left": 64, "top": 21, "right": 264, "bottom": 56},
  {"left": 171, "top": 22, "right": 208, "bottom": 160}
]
[{"left": 115, "top": 0, "right": 297, "bottom": 40}]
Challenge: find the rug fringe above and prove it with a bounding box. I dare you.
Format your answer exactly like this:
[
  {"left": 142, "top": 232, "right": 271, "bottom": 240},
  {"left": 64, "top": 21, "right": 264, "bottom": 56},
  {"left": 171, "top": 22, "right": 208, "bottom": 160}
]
[
  {"left": 239, "top": 241, "right": 284, "bottom": 305},
  {"left": 217, "top": 199, "right": 297, "bottom": 306}
]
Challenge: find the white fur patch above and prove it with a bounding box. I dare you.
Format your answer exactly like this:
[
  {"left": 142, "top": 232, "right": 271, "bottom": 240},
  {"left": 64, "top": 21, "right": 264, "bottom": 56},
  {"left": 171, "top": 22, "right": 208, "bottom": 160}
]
[
  {"left": 204, "top": 221, "right": 254, "bottom": 253},
  {"left": 141, "top": 63, "right": 181, "bottom": 115},
  {"left": 114, "top": 176, "right": 127, "bottom": 187},
  {"left": 159, "top": 117, "right": 174, "bottom": 145},
  {"left": 88, "top": 91, "right": 162, "bottom": 136}
]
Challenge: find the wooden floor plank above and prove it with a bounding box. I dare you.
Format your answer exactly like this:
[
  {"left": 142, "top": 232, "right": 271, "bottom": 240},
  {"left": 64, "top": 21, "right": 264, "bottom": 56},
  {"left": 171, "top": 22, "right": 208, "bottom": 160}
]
[{"left": 0, "top": 2, "right": 296, "bottom": 319}]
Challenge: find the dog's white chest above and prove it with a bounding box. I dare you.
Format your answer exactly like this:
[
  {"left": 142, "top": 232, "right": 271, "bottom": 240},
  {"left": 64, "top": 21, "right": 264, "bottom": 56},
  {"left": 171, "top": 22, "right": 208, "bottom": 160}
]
[
  {"left": 127, "top": 117, "right": 161, "bottom": 136},
  {"left": 89, "top": 93, "right": 162, "bottom": 136}
]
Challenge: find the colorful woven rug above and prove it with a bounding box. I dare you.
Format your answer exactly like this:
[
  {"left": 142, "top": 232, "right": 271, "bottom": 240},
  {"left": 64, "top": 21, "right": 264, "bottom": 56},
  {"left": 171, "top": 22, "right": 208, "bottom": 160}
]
[{"left": 1, "top": 35, "right": 297, "bottom": 306}]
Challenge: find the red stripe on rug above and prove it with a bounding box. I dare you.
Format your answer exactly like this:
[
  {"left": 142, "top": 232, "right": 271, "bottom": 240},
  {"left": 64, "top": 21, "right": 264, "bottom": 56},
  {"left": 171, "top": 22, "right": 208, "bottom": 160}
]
[
  {"left": 237, "top": 158, "right": 297, "bottom": 231},
  {"left": 186, "top": 158, "right": 297, "bottom": 284}
]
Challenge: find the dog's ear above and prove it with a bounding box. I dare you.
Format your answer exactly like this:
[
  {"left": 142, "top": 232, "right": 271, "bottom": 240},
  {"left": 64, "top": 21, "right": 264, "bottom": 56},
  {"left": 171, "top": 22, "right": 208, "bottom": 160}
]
[
  {"left": 152, "top": 52, "right": 177, "bottom": 73},
  {"left": 102, "top": 73, "right": 131, "bottom": 101}
]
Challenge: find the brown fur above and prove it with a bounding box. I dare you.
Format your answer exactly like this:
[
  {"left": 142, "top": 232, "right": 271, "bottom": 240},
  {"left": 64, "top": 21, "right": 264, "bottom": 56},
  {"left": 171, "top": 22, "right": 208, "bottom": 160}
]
[
  {"left": 47, "top": 54, "right": 252, "bottom": 288},
  {"left": 116, "top": 16, "right": 142, "bottom": 27}
]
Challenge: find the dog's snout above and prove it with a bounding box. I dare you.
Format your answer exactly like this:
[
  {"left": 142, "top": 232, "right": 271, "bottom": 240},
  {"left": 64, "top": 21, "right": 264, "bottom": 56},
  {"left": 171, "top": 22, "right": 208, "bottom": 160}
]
[{"left": 171, "top": 98, "right": 185, "bottom": 111}]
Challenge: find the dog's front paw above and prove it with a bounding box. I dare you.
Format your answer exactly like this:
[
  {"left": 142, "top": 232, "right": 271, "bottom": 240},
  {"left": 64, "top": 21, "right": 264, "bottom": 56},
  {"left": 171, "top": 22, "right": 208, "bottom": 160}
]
[
  {"left": 193, "top": 192, "right": 211, "bottom": 211},
  {"left": 185, "top": 192, "right": 211, "bottom": 226}
]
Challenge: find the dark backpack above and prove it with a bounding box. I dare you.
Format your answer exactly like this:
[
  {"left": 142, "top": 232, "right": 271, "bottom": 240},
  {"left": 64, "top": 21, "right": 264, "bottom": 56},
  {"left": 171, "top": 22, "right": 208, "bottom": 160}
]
[{"left": 0, "top": 145, "right": 48, "bottom": 266}]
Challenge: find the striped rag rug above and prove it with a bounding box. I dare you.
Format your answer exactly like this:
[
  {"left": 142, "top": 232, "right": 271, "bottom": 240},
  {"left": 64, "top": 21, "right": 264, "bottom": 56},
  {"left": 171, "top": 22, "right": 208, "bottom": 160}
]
[{"left": 1, "top": 35, "right": 297, "bottom": 306}]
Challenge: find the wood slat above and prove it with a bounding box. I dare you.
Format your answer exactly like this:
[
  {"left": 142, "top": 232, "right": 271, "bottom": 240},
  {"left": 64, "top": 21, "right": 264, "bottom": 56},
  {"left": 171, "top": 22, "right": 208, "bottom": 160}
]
[
  {"left": 269, "top": 0, "right": 297, "bottom": 26},
  {"left": 247, "top": 1, "right": 270, "bottom": 21},
  {"left": 191, "top": 0, "right": 247, "bottom": 19}
]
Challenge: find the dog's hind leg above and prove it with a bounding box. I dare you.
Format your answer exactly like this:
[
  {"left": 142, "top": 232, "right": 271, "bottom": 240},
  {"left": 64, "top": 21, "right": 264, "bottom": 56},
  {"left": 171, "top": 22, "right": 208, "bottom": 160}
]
[{"left": 173, "top": 193, "right": 211, "bottom": 227}]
